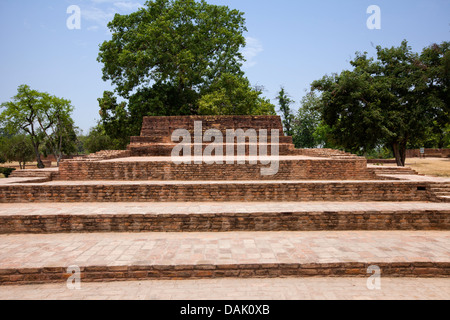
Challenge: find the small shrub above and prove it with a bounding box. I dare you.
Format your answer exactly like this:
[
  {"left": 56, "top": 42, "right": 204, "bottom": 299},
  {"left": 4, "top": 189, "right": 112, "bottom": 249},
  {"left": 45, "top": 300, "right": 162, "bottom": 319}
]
[{"left": 0, "top": 167, "right": 16, "bottom": 178}]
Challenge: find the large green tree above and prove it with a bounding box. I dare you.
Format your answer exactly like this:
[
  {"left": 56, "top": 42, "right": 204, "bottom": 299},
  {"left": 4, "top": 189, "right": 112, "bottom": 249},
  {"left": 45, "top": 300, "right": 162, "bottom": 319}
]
[
  {"left": 419, "top": 42, "right": 450, "bottom": 148},
  {"left": 312, "top": 41, "right": 449, "bottom": 166},
  {"left": 0, "top": 85, "right": 76, "bottom": 168},
  {"left": 98, "top": 0, "right": 257, "bottom": 144}
]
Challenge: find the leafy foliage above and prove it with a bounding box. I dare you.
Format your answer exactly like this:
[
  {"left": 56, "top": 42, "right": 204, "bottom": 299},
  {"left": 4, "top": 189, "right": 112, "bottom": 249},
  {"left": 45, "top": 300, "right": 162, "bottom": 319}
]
[
  {"left": 198, "top": 74, "right": 275, "bottom": 115},
  {"left": 0, "top": 85, "right": 77, "bottom": 167},
  {"left": 292, "top": 92, "right": 322, "bottom": 148},
  {"left": 97, "top": 0, "right": 274, "bottom": 145},
  {"left": 312, "top": 40, "right": 449, "bottom": 166},
  {"left": 0, "top": 135, "right": 34, "bottom": 169},
  {"left": 0, "top": 167, "right": 16, "bottom": 178},
  {"left": 276, "top": 88, "right": 295, "bottom": 136},
  {"left": 84, "top": 123, "right": 124, "bottom": 154}
]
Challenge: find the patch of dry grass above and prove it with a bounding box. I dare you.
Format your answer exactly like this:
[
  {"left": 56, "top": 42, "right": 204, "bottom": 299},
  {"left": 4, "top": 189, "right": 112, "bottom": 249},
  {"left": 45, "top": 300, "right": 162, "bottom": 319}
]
[
  {"left": 0, "top": 174, "right": 4, "bottom": 179},
  {"left": 405, "top": 157, "right": 450, "bottom": 177}
]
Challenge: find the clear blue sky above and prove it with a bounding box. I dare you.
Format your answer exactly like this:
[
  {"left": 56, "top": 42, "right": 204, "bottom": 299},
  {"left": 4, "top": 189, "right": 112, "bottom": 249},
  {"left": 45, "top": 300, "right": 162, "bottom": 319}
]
[{"left": 0, "top": 0, "right": 449, "bottom": 133}]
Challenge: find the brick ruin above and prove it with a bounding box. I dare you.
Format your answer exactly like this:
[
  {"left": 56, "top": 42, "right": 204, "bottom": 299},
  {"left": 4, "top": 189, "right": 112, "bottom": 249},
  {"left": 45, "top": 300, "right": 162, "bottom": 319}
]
[
  {"left": 1, "top": 115, "right": 447, "bottom": 203},
  {"left": 0, "top": 115, "right": 449, "bottom": 286},
  {"left": 58, "top": 116, "right": 375, "bottom": 181}
]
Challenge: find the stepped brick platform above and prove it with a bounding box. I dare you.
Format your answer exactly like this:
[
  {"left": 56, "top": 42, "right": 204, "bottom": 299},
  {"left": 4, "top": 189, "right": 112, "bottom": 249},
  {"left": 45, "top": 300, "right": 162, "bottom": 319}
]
[
  {"left": 0, "top": 202, "right": 448, "bottom": 234},
  {"left": 0, "top": 231, "right": 448, "bottom": 285},
  {"left": 0, "top": 115, "right": 449, "bottom": 291},
  {"left": 58, "top": 156, "right": 374, "bottom": 181},
  {"left": 58, "top": 116, "right": 368, "bottom": 181}
]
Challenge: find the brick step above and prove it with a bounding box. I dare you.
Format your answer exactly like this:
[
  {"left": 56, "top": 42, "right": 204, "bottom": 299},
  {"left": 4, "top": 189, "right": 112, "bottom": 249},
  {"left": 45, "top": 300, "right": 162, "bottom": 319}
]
[
  {"left": 9, "top": 170, "right": 54, "bottom": 180},
  {"left": 0, "top": 202, "right": 448, "bottom": 234},
  {"left": 434, "top": 192, "right": 450, "bottom": 196},
  {"left": 0, "top": 231, "right": 448, "bottom": 285},
  {"left": 131, "top": 135, "right": 293, "bottom": 144},
  {"left": 128, "top": 143, "right": 295, "bottom": 157},
  {"left": 430, "top": 187, "right": 450, "bottom": 192},
  {"left": 72, "top": 150, "right": 132, "bottom": 161},
  {"left": 0, "top": 180, "right": 434, "bottom": 203},
  {"left": 370, "top": 166, "right": 419, "bottom": 175},
  {"left": 438, "top": 196, "right": 450, "bottom": 202},
  {"left": 58, "top": 157, "right": 374, "bottom": 181},
  {"left": 430, "top": 184, "right": 450, "bottom": 202},
  {"left": 294, "top": 149, "right": 358, "bottom": 159}
]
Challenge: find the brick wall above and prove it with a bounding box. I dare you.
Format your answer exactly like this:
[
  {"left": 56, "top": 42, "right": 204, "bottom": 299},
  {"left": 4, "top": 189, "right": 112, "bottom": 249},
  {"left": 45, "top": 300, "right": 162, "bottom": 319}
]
[
  {"left": 0, "top": 181, "right": 434, "bottom": 203},
  {"left": 140, "top": 115, "right": 284, "bottom": 141},
  {"left": 1, "top": 210, "right": 448, "bottom": 234},
  {"left": 1, "top": 262, "right": 449, "bottom": 285},
  {"left": 58, "top": 158, "right": 374, "bottom": 181},
  {"left": 406, "top": 149, "right": 450, "bottom": 158}
]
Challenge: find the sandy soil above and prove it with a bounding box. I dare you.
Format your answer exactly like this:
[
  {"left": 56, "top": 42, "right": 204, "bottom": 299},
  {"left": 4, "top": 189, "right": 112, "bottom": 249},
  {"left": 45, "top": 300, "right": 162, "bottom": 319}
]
[{"left": 405, "top": 157, "right": 450, "bottom": 177}]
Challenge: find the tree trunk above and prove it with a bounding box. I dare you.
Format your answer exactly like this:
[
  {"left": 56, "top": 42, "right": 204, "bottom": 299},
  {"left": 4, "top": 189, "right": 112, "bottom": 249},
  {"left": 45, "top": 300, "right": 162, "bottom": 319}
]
[
  {"left": 399, "top": 141, "right": 407, "bottom": 167},
  {"left": 56, "top": 154, "right": 62, "bottom": 167},
  {"left": 392, "top": 142, "right": 406, "bottom": 167},
  {"left": 32, "top": 143, "right": 45, "bottom": 169}
]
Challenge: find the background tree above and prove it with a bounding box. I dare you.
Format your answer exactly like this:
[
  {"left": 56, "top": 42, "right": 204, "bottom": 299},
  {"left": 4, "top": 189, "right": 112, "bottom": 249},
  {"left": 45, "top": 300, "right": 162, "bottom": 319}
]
[
  {"left": 38, "top": 96, "right": 76, "bottom": 166},
  {"left": 84, "top": 123, "right": 124, "bottom": 154},
  {"left": 0, "top": 85, "right": 77, "bottom": 168},
  {"left": 0, "top": 129, "right": 8, "bottom": 164},
  {"left": 276, "top": 87, "right": 295, "bottom": 136},
  {"left": 1, "top": 85, "right": 48, "bottom": 168},
  {"left": 198, "top": 74, "right": 275, "bottom": 115},
  {"left": 0, "top": 135, "right": 34, "bottom": 169},
  {"left": 312, "top": 41, "right": 448, "bottom": 166},
  {"left": 292, "top": 92, "right": 322, "bottom": 148},
  {"left": 419, "top": 42, "right": 450, "bottom": 148},
  {"left": 97, "top": 0, "right": 270, "bottom": 144}
]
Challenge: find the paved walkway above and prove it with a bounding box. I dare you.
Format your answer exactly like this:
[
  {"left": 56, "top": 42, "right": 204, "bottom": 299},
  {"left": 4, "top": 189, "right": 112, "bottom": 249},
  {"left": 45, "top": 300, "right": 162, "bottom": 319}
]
[
  {"left": 0, "top": 278, "right": 448, "bottom": 300},
  {"left": 0, "top": 231, "right": 448, "bottom": 268},
  {"left": 0, "top": 201, "right": 448, "bottom": 216}
]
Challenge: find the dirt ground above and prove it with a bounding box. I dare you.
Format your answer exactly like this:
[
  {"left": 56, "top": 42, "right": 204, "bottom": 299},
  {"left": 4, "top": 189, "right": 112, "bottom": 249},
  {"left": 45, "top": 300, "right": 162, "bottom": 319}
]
[{"left": 405, "top": 157, "right": 450, "bottom": 177}]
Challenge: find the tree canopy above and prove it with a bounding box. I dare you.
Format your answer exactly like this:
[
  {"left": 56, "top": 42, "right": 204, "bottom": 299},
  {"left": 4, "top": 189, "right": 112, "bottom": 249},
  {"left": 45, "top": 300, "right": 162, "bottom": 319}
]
[
  {"left": 312, "top": 41, "right": 449, "bottom": 166},
  {"left": 97, "top": 0, "right": 274, "bottom": 146},
  {"left": 0, "top": 85, "right": 76, "bottom": 167},
  {"left": 98, "top": 0, "right": 247, "bottom": 98},
  {"left": 0, "top": 135, "right": 34, "bottom": 169}
]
